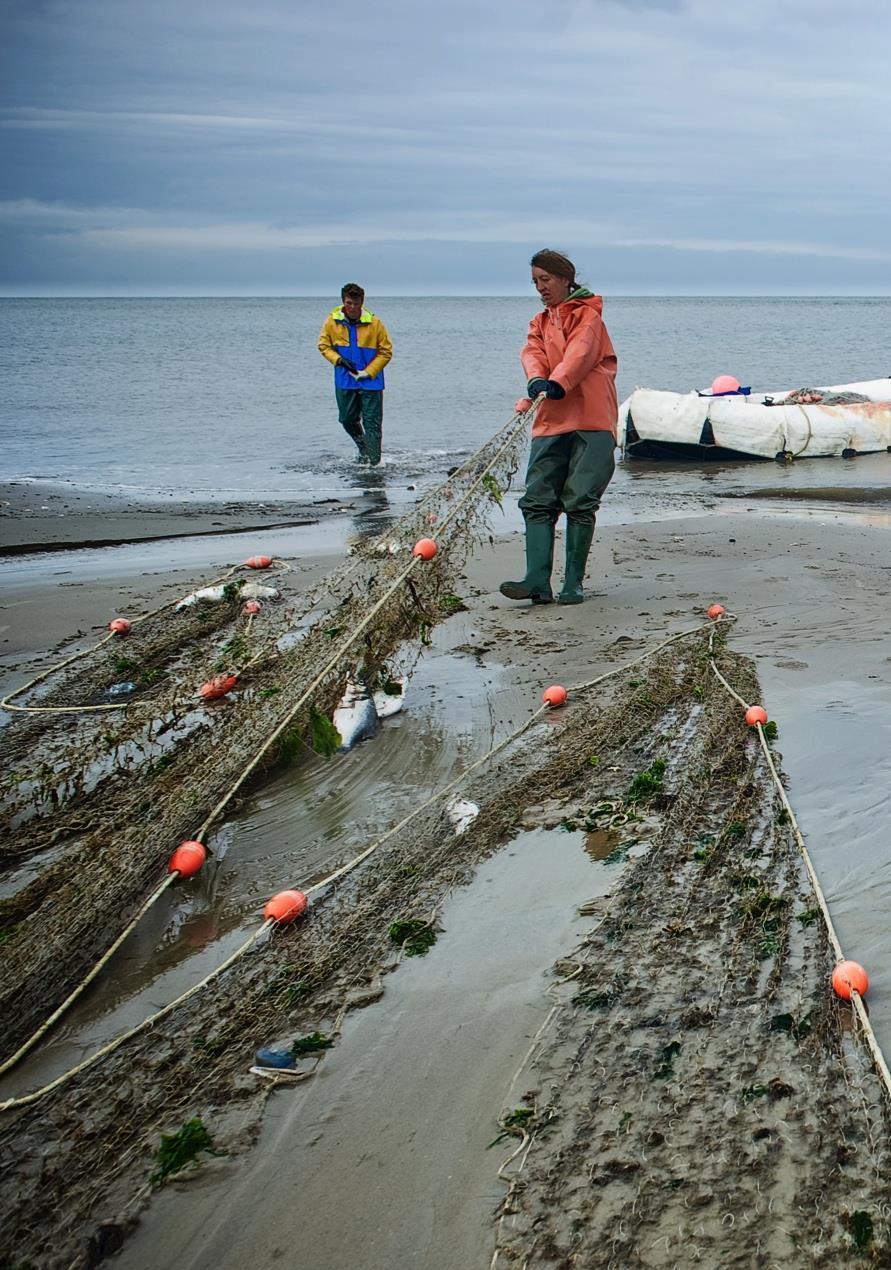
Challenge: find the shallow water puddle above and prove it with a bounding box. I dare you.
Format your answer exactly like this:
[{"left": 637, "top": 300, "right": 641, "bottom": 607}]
[
  {"left": 583, "top": 825, "right": 621, "bottom": 860},
  {"left": 117, "top": 826, "right": 617, "bottom": 1270}
]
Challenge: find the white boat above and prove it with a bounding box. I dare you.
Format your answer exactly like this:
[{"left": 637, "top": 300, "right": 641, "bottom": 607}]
[{"left": 620, "top": 378, "right": 891, "bottom": 462}]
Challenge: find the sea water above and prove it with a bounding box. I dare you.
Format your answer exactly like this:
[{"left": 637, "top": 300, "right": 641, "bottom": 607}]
[{"left": 2, "top": 296, "right": 891, "bottom": 508}]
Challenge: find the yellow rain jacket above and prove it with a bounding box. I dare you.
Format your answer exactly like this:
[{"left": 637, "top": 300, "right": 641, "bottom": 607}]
[{"left": 318, "top": 307, "right": 393, "bottom": 391}]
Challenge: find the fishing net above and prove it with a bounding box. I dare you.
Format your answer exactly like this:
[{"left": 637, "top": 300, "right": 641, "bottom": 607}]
[
  {"left": 783, "top": 387, "right": 872, "bottom": 405},
  {"left": 3, "top": 601, "right": 891, "bottom": 1265},
  {"left": 0, "top": 414, "right": 525, "bottom": 1057}
]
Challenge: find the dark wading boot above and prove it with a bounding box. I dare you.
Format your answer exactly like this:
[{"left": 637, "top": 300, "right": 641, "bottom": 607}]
[
  {"left": 499, "top": 519, "right": 555, "bottom": 604},
  {"left": 557, "top": 519, "right": 595, "bottom": 605}
]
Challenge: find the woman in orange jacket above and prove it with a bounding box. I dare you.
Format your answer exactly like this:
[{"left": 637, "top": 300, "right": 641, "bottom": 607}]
[{"left": 500, "top": 249, "right": 618, "bottom": 605}]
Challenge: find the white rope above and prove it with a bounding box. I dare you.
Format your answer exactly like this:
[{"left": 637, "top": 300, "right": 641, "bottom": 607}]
[
  {"left": 0, "top": 563, "right": 261, "bottom": 715},
  {"left": 707, "top": 623, "right": 891, "bottom": 1102},
  {"left": 0, "top": 873, "right": 178, "bottom": 1079},
  {"left": 0, "top": 920, "right": 274, "bottom": 1112}
]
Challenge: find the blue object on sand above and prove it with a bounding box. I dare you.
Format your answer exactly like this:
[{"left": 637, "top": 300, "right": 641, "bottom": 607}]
[
  {"left": 106, "top": 681, "right": 137, "bottom": 699},
  {"left": 255, "top": 1046, "right": 296, "bottom": 1069}
]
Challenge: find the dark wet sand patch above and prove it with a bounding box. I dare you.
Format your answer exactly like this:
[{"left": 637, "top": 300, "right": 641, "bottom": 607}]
[{"left": 723, "top": 485, "right": 891, "bottom": 504}]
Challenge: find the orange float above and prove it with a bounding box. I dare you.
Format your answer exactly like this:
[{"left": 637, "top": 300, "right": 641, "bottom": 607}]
[
  {"left": 264, "top": 889, "right": 308, "bottom": 923},
  {"left": 243, "top": 600, "right": 262, "bottom": 615},
  {"left": 542, "top": 685, "right": 568, "bottom": 708},
  {"left": 745, "top": 705, "right": 768, "bottom": 727},
  {"left": 832, "top": 960, "right": 869, "bottom": 1000},
  {"left": 707, "top": 604, "right": 725, "bottom": 619},
  {"left": 168, "top": 841, "right": 207, "bottom": 878},
  {"left": 199, "top": 673, "right": 238, "bottom": 700},
  {"left": 109, "top": 618, "right": 132, "bottom": 636},
  {"left": 244, "top": 555, "right": 273, "bottom": 570},
  {"left": 412, "top": 538, "right": 438, "bottom": 560}
]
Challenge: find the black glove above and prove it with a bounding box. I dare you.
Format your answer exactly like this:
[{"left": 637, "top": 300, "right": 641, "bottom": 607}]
[
  {"left": 527, "top": 378, "right": 566, "bottom": 400},
  {"left": 337, "top": 356, "right": 358, "bottom": 373}
]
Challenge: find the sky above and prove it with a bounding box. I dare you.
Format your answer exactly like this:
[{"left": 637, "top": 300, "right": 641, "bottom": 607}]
[{"left": 1, "top": 0, "right": 891, "bottom": 296}]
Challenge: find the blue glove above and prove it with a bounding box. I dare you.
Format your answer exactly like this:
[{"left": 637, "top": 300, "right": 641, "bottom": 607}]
[{"left": 527, "top": 378, "right": 566, "bottom": 400}]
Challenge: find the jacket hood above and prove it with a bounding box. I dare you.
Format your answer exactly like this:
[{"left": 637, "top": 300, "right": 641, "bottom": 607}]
[
  {"left": 331, "top": 306, "right": 374, "bottom": 323},
  {"left": 541, "top": 289, "right": 602, "bottom": 314},
  {"left": 561, "top": 288, "right": 601, "bottom": 309}
]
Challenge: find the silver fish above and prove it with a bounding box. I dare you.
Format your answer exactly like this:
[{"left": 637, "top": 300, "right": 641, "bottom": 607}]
[
  {"left": 332, "top": 679, "right": 380, "bottom": 751},
  {"left": 372, "top": 677, "right": 406, "bottom": 719}
]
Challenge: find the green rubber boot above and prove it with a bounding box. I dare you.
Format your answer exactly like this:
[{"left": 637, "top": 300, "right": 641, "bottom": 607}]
[
  {"left": 500, "top": 519, "right": 555, "bottom": 604},
  {"left": 557, "top": 519, "right": 595, "bottom": 605}
]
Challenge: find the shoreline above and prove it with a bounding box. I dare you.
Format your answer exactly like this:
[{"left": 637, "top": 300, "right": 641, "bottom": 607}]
[{"left": 0, "top": 479, "right": 363, "bottom": 555}]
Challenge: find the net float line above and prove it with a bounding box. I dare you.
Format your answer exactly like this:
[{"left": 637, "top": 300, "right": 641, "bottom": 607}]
[
  {"left": 0, "top": 841, "right": 211, "bottom": 1079},
  {"left": 706, "top": 620, "right": 891, "bottom": 1101},
  {"left": 0, "top": 559, "right": 291, "bottom": 716}
]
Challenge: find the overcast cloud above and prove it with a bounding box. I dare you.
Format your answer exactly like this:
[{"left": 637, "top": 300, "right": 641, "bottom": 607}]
[{"left": 1, "top": 0, "right": 890, "bottom": 294}]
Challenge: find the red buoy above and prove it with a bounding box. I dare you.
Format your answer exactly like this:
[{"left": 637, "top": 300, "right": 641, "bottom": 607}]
[
  {"left": 412, "top": 538, "right": 438, "bottom": 560},
  {"left": 832, "top": 960, "right": 869, "bottom": 1000},
  {"left": 109, "top": 618, "right": 132, "bottom": 636},
  {"left": 244, "top": 555, "right": 273, "bottom": 570},
  {"left": 199, "top": 673, "right": 238, "bottom": 700},
  {"left": 745, "top": 705, "right": 768, "bottom": 727},
  {"left": 243, "top": 600, "right": 262, "bottom": 615},
  {"left": 168, "top": 841, "right": 207, "bottom": 878},
  {"left": 542, "top": 685, "right": 567, "bottom": 708},
  {"left": 707, "top": 604, "right": 725, "bottom": 619},
  {"left": 264, "top": 889, "right": 308, "bottom": 923}
]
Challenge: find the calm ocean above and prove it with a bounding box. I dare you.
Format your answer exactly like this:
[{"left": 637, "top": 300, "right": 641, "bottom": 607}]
[{"left": 2, "top": 296, "right": 890, "bottom": 505}]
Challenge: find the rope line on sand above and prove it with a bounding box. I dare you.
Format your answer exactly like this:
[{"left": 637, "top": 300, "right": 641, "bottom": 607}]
[
  {"left": 707, "top": 622, "right": 891, "bottom": 1102},
  {"left": 0, "top": 920, "right": 275, "bottom": 1111},
  {"left": 0, "top": 612, "right": 710, "bottom": 1109},
  {"left": 0, "top": 873, "right": 178, "bottom": 1078},
  {"left": 0, "top": 562, "right": 272, "bottom": 715}
]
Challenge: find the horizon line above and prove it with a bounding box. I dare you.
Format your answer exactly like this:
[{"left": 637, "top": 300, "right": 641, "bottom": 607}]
[{"left": 3, "top": 291, "right": 891, "bottom": 300}]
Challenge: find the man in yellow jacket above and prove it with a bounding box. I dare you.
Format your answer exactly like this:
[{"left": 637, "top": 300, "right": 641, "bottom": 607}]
[{"left": 318, "top": 283, "right": 393, "bottom": 466}]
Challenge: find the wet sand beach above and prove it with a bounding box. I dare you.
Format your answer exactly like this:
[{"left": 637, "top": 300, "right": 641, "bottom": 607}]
[
  {"left": 0, "top": 479, "right": 359, "bottom": 554},
  {"left": 1, "top": 469, "right": 891, "bottom": 1267}
]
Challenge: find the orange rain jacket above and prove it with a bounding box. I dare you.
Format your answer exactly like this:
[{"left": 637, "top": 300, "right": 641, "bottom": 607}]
[{"left": 519, "top": 291, "right": 618, "bottom": 438}]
